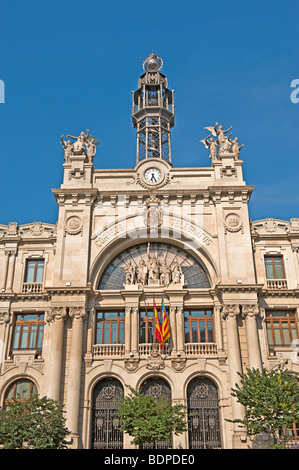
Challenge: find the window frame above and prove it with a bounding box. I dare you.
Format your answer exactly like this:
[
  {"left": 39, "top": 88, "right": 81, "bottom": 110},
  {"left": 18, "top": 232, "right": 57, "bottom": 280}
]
[
  {"left": 184, "top": 309, "right": 214, "bottom": 343},
  {"left": 24, "top": 258, "right": 45, "bottom": 283},
  {"left": 12, "top": 313, "right": 45, "bottom": 352},
  {"left": 139, "top": 309, "right": 157, "bottom": 344},
  {"left": 264, "top": 256, "right": 285, "bottom": 280},
  {"left": 95, "top": 310, "right": 125, "bottom": 345},
  {"left": 265, "top": 310, "right": 298, "bottom": 347}
]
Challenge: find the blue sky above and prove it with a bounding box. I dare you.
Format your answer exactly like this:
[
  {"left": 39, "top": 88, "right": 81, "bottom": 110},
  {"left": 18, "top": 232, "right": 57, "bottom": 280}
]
[{"left": 1, "top": 0, "right": 298, "bottom": 225}]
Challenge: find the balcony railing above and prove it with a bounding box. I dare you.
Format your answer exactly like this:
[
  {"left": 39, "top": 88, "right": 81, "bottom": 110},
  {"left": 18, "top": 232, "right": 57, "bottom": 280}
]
[
  {"left": 22, "top": 282, "right": 43, "bottom": 293},
  {"left": 139, "top": 343, "right": 170, "bottom": 356},
  {"left": 185, "top": 343, "right": 217, "bottom": 356},
  {"left": 93, "top": 344, "right": 125, "bottom": 357},
  {"left": 267, "top": 279, "right": 288, "bottom": 290},
  {"left": 92, "top": 342, "right": 218, "bottom": 358}
]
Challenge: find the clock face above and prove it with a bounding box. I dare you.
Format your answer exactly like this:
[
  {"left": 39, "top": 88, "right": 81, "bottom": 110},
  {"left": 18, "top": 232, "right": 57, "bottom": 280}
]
[{"left": 144, "top": 168, "right": 162, "bottom": 184}]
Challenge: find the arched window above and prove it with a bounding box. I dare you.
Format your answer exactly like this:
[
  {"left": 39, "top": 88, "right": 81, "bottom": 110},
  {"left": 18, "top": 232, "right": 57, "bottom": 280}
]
[
  {"left": 140, "top": 377, "right": 172, "bottom": 449},
  {"left": 4, "top": 379, "right": 38, "bottom": 407},
  {"left": 92, "top": 378, "right": 124, "bottom": 449},
  {"left": 98, "top": 242, "right": 210, "bottom": 290},
  {"left": 187, "top": 377, "right": 221, "bottom": 449}
]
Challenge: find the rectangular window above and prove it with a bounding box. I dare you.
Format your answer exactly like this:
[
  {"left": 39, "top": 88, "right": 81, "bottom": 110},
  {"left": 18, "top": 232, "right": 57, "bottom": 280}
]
[
  {"left": 265, "top": 256, "right": 285, "bottom": 279},
  {"left": 12, "top": 314, "right": 45, "bottom": 351},
  {"left": 96, "top": 311, "right": 125, "bottom": 344},
  {"left": 266, "top": 310, "right": 298, "bottom": 347},
  {"left": 139, "top": 310, "right": 155, "bottom": 344},
  {"left": 184, "top": 310, "right": 214, "bottom": 343},
  {"left": 25, "top": 259, "right": 44, "bottom": 283}
]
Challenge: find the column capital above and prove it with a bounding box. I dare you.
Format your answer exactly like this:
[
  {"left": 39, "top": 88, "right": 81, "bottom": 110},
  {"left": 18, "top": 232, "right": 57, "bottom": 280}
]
[
  {"left": 0, "top": 311, "right": 11, "bottom": 325},
  {"left": 46, "top": 306, "right": 68, "bottom": 323},
  {"left": 222, "top": 304, "right": 240, "bottom": 319},
  {"left": 242, "top": 304, "right": 259, "bottom": 318},
  {"left": 69, "top": 306, "right": 87, "bottom": 321}
]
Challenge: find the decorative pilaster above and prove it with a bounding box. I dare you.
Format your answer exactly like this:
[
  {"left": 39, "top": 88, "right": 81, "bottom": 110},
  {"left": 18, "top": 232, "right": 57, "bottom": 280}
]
[
  {"left": 222, "top": 304, "right": 245, "bottom": 442},
  {"left": 46, "top": 306, "right": 68, "bottom": 402},
  {"left": 66, "top": 306, "right": 87, "bottom": 447},
  {"left": 1, "top": 250, "right": 10, "bottom": 291},
  {"left": 6, "top": 249, "right": 17, "bottom": 292},
  {"left": 242, "top": 304, "right": 262, "bottom": 370}
]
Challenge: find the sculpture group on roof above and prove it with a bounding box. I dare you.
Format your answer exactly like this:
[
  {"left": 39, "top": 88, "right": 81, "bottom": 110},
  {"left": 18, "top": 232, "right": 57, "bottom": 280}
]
[
  {"left": 200, "top": 122, "right": 244, "bottom": 163},
  {"left": 61, "top": 129, "right": 100, "bottom": 163}
]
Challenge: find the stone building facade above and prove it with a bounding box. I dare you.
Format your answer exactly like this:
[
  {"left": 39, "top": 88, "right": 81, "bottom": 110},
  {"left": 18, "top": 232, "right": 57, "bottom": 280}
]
[{"left": 0, "top": 54, "right": 299, "bottom": 449}]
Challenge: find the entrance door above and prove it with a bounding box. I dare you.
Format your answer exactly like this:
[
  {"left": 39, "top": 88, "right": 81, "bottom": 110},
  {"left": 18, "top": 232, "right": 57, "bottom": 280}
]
[
  {"left": 187, "top": 377, "right": 221, "bottom": 449},
  {"left": 92, "top": 378, "right": 124, "bottom": 449},
  {"left": 140, "top": 377, "right": 172, "bottom": 449}
]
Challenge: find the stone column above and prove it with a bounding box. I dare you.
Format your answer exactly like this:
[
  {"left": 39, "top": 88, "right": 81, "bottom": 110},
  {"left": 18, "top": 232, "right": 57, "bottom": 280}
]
[
  {"left": 131, "top": 306, "right": 138, "bottom": 355},
  {"left": 176, "top": 305, "right": 185, "bottom": 354},
  {"left": 124, "top": 306, "right": 131, "bottom": 355},
  {"left": 66, "top": 306, "right": 86, "bottom": 448},
  {"left": 242, "top": 304, "right": 262, "bottom": 370},
  {"left": 222, "top": 304, "right": 245, "bottom": 443},
  {"left": 169, "top": 305, "right": 177, "bottom": 354},
  {"left": 46, "top": 307, "right": 68, "bottom": 402},
  {"left": 1, "top": 251, "right": 10, "bottom": 291},
  {"left": 6, "top": 250, "right": 16, "bottom": 292}
]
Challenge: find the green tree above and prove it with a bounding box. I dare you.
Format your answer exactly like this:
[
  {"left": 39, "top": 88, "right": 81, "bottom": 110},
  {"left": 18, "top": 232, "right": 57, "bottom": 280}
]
[
  {"left": 118, "top": 386, "right": 187, "bottom": 448},
  {"left": 229, "top": 364, "right": 299, "bottom": 448},
  {"left": 0, "top": 395, "right": 70, "bottom": 449}
]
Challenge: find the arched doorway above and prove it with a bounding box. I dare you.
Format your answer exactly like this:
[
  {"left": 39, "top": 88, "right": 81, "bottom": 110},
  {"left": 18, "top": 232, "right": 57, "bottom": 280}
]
[
  {"left": 92, "top": 378, "right": 124, "bottom": 449},
  {"left": 187, "top": 376, "right": 222, "bottom": 449},
  {"left": 140, "top": 376, "right": 172, "bottom": 449}
]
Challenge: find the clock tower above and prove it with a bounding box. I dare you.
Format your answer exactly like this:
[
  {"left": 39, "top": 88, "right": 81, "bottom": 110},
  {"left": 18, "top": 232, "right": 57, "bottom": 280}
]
[{"left": 132, "top": 53, "right": 175, "bottom": 166}]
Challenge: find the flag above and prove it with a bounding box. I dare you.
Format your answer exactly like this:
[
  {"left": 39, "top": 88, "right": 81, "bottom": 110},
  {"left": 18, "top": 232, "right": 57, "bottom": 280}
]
[
  {"left": 160, "top": 298, "right": 170, "bottom": 345},
  {"left": 154, "top": 300, "right": 163, "bottom": 346}
]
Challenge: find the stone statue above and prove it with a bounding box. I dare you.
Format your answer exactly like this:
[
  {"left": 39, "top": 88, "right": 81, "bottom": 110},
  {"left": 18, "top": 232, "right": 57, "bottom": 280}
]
[
  {"left": 124, "top": 260, "right": 136, "bottom": 285},
  {"left": 171, "top": 261, "right": 182, "bottom": 284},
  {"left": 137, "top": 258, "right": 147, "bottom": 285},
  {"left": 147, "top": 253, "right": 159, "bottom": 283},
  {"left": 66, "top": 130, "right": 90, "bottom": 155},
  {"left": 86, "top": 137, "right": 100, "bottom": 163},
  {"left": 200, "top": 134, "right": 219, "bottom": 162},
  {"left": 60, "top": 136, "right": 73, "bottom": 162},
  {"left": 160, "top": 261, "right": 171, "bottom": 286},
  {"left": 203, "top": 122, "right": 233, "bottom": 156},
  {"left": 229, "top": 136, "right": 244, "bottom": 160}
]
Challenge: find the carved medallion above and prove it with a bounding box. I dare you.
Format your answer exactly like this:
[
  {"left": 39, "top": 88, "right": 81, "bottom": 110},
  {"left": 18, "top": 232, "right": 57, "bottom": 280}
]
[
  {"left": 224, "top": 213, "right": 243, "bottom": 233},
  {"left": 64, "top": 215, "right": 83, "bottom": 236}
]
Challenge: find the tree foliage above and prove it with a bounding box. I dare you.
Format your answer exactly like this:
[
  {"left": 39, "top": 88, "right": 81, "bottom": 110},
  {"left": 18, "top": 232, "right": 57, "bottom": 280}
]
[
  {"left": 229, "top": 364, "right": 299, "bottom": 447},
  {"left": 0, "top": 395, "right": 70, "bottom": 449},
  {"left": 118, "top": 385, "right": 187, "bottom": 447}
]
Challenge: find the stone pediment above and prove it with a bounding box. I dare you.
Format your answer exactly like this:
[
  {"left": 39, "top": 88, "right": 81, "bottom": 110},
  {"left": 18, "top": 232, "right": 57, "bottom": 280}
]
[
  {"left": 0, "top": 222, "right": 57, "bottom": 240},
  {"left": 251, "top": 218, "right": 298, "bottom": 236}
]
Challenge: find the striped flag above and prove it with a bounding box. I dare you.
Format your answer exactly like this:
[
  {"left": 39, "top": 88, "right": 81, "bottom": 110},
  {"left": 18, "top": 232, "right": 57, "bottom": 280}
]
[
  {"left": 160, "top": 298, "right": 170, "bottom": 345},
  {"left": 154, "top": 300, "right": 163, "bottom": 346}
]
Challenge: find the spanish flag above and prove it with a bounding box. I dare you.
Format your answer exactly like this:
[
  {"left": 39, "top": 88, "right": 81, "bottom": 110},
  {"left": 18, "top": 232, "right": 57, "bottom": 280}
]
[
  {"left": 160, "top": 298, "right": 170, "bottom": 345},
  {"left": 154, "top": 300, "right": 163, "bottom": 346}
]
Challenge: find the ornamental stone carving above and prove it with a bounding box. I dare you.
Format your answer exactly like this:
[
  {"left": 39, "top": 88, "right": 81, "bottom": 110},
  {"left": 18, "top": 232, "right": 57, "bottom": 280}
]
[
  {"left": 64, "top": 215, "right": 83, "bottom": 236},
  {"left": 69, "top": 306, "right": 86, "bottom": 321},
  {"left": 46, "top": 306, "right": 68, "bottom": 323},
  {"left": 222, "top": 304, "right": 240, "bottom": 319},
  {"left": 124, "top": 358, "right": 139, "bottom": 372},
  {"left": 242, "top": 304, "right": 259, "bottom": 318},
  {"left": 30, "top": 221, "right": 44, "bottom": 237},
  {"left": 0, "top": 311, "right": 11, "bottom": 325},
  {"left": 146, "top": 351, "right": 165, "bottom": 370},
  {"left": 290, "top": 218, "right": 299, "bottom": 232},
  {"left": 171, "top": 357, "right": 186, "bottom": 372},
  {"left": 224, "top": 213, "right": 243, "bottom": 234}
]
